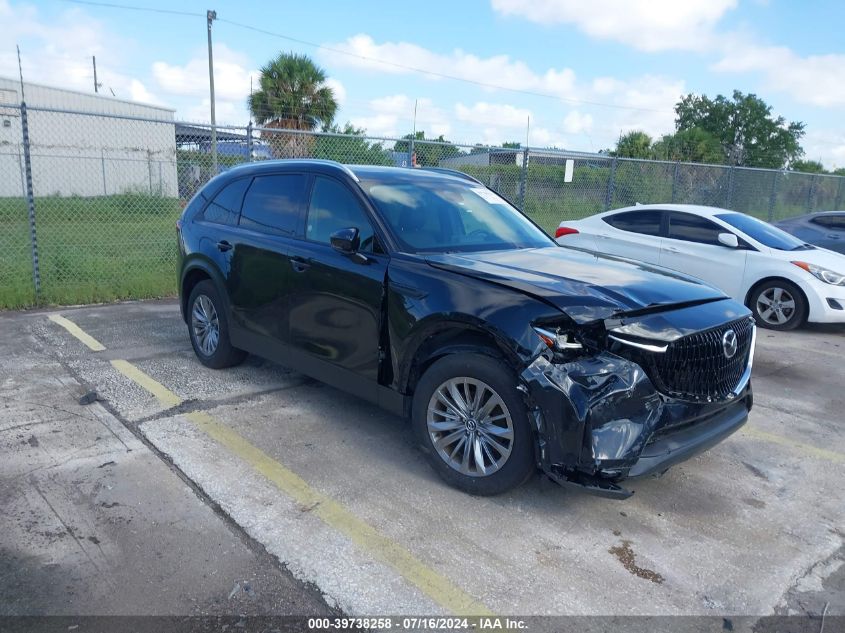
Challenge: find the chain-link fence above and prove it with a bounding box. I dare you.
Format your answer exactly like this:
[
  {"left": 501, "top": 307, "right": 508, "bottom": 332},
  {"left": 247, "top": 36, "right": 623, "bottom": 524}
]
[{"left": 2, "top": 103, "right": 844, "bottom": 309}]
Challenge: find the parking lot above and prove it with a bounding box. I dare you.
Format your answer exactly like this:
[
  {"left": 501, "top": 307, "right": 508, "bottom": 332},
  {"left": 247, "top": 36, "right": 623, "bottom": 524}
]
[{"left": 2, "top": 299, "right": 844, "bottom": 618}]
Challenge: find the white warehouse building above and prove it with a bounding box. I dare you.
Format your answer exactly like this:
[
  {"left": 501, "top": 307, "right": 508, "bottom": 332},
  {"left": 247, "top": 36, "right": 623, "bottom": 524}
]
[{"left": 0, "top": 77, "right": 178, "bottom": 198}]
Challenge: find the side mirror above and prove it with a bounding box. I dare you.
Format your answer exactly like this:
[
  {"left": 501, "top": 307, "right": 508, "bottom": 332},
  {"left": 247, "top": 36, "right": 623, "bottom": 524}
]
[
  {"left": 330, "top": 227, "right": 360, "bottom": 254},
  {"left": 718, "top": 232, "right": 739, "bottom": 248}
]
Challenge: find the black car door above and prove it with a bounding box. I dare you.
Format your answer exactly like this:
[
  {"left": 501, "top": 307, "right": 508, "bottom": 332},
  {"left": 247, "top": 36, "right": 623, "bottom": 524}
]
[
  {"left": 226, "top": 172, "right": 309, "bottom": 351},
  {"left": 286, "top": 175, "right": 387, "bottom": 393}
]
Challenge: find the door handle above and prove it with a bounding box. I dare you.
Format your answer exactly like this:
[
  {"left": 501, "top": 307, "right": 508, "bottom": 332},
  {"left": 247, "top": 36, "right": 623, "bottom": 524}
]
[
  {"left": 216, "top": 240, "right": 233, "bottom": 252},
  {"left": 664, "top": 246, "right": 681, "bottom": 253},
  {"left": 827, "top": 234, "right": 841, "bottom": 239},
  {"left": 290, "top": 256, "right": 311, "bottom": 273}
]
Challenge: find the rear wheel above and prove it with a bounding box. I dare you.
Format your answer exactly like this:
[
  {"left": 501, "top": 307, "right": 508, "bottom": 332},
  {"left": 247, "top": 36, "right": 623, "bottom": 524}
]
[
  {"left": 188, "top": 280, "right": 247, "bottom": 368},
  {"left": 412, "top": 353, "right": 535, "bottom": 495},
  {"left": 749, "top": 280, "right": 807, "bottom": 331}
]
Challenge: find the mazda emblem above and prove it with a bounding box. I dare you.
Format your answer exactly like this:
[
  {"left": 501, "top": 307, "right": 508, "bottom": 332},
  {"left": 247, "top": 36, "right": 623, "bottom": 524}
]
[{"left": 722, "top": 329, "right": 738, "bottom": 359}]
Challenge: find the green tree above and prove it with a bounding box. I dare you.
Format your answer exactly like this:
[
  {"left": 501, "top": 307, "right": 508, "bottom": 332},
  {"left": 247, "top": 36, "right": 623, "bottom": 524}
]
[
  {"left": 651, "top": 128, "right": 725, "bottom": 164},
  {"left": 613, "top": 131, "right": 654, "bottom": 159},
  {"left": 674, "top": 90, "right": 804, "bottom": 168},
  {"left": 832, "top": 168, "right": 845, "bottom": 176},
  {"left": 394, "top": 131, "right": 462, "bottom": 166},
  {"left": 248, "top": 53, "right": 338, "bottom": 130},
  {"left": 313, "top": 123, "right": 392, "bottom": 165},
  {"left": 790, "top": 159, "right": 826, "bottom": 174}
]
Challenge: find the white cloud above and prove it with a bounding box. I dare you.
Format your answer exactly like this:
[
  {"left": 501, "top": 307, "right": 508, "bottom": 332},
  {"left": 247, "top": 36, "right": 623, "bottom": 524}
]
[
  {"left": 712, "top": 44, "right": 845, "bottom": 108},
  {"left": 562, "top": 111, "right": 593, "bottom": 134},
  {"left": 320, "top": 34, "right": 578, "bottom": 100},
  {"left": 152, "top": 44, "right": 258, "bottom": 103},
  {"left": 455, "top": 102, "right": 531, "bottom": 128},
  {"left": 324, "top": 77, "right": 347, "bottom": 106},
  {"left": 0, "top": 0, "right": 161, "bottom": 105},
  {"left": 490, "top": 0, "right": 738, "bottom": 52},
  {"left": 347, "top": 94, "right": 450, "bottom": 140}
]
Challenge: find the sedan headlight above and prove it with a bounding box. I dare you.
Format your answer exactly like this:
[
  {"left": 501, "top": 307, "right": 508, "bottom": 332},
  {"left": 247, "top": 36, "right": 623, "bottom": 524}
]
[{"left": 792, "top": 261, "right": 845, "bottom": 286}]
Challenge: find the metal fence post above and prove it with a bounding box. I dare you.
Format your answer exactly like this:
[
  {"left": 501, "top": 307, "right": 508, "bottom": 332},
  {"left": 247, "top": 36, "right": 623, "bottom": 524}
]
[
  {"left": 835, "top": 177, "right": 844, "bottom": 210},
  {"left": 604, "top": 157, "right": 618, "bottom": 211},
  {"left": 767, "top": 171, "right": 780, "bottom": 222},
  {"left": 671, "top": 162, "right": 679, "bottom": 203},
  {"left": 517, "top": 147, "right": 529, "bottom": 210},
  {"left": 726, "top": 166, "right": 736, "bottom": 208},
  {"left": 19, "top": 102, "right": 41, "bottom": 299},
  {"left": 408, "top": 137, "right": 415, "bottom": 169},
  {"left": 807, "top": 174, "right": 817, "bottom": 212},
  {"left": 246, "top": 122, "right": 253, "bottom": 162},
  {"left": 101, "top": 148, "right": 107, "bottom": 194}
]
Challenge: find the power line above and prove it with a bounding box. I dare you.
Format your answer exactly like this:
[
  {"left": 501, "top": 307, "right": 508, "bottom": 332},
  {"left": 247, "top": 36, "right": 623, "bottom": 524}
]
[
  {"left": 217, "top": 17, "right": 668, "bottom": 114},
  {"left": 56, "top": 0, "right": 669, "bottom": 114},
  {"left": 59, "top": 0, "right": 203, "bottom": 17}
]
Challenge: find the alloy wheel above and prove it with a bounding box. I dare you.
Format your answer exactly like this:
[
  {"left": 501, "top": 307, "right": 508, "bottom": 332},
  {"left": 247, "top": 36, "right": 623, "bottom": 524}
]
[
  {"left": 756, "top": 286, "right": 796, "bottom": 326},
  {"left": 191, "top": 294, "right": 220, "bottom": 356},
  {"left": 426, "top": 377, "right": 514, "bottom": 477}
]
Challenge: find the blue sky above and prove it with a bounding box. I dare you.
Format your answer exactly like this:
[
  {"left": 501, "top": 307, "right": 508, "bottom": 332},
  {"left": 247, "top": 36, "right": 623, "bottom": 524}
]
[{"left": 3, "top": 0, "right": 844, "bottom": 166}]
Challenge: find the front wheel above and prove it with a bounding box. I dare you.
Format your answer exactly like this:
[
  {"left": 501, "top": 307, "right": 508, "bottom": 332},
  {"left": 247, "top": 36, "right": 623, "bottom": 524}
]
[
  {"left": 411, "top": 353, "right": 535, "bottom": 495},
  {"left": 749, "top": 280, "right": 807, "bottom": 331},
  {"left": 187, "top": 280, "right": 247, "bottom": 368}
]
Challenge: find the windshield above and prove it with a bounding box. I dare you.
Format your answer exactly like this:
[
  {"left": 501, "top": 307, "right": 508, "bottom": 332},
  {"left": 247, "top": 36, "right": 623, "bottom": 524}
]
[
  {"left": 715, "top": 212, "right": 813, "bottom": 251},
  {"left": 360, "top": 177, "right": 554, "bottom": 253}
]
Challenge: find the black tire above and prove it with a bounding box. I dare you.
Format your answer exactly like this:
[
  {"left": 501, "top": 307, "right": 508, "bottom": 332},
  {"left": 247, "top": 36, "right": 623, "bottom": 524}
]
[
  {"left": 748, "top": 279, "right": 808, "bottom": 331},
  {"left": 411, "top": 353, "right": 535, "bottom": 495},
  {"left": 187, "top": 280, "right": 247, "bottom": 368}
]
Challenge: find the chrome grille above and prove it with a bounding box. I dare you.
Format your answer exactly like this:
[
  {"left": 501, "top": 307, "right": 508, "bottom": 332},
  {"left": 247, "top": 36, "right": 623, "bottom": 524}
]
[{"left": 643, "top": 317, "right": 755, "bottom": 401}]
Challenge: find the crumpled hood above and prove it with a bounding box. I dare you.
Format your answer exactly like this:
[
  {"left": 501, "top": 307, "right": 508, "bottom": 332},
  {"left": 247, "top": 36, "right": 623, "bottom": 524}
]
[{"left": 425, "top": 246, "right": 727, "bottom": 323}]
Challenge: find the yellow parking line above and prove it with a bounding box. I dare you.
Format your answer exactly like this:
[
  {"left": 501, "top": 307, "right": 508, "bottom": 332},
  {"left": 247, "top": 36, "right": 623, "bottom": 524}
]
[
  {"left": 110, "top": 360, "right": 183, "bottom": 408},
  {"left": 47, "top": 314, "right": 106, "bottom": 352},
  {"left": 108, "top": 359, "right": 492, "bottom": 615},
  {"left": 741, "top": 426, "right": 844, "bottom": 463},
  {"left": 186, "top": 409, "right": 493, "bottom": 616}
]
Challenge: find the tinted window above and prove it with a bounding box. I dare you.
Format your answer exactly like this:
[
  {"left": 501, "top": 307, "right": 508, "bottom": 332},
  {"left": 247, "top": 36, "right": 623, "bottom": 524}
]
[
  {"left": 202, "top": 178, "right": 250, "bottom": 225},
  {"left": 306, "top": 177, "right": 376, "bottom": 253},
  {"left": 716, "top": 212, "right": 811, "bottom": 250},
  {"left": 667, "top": 212, "right": 724, "bottom": 245},
  {"left": 240, "top": 174, "right": 307, "bottom": 236},
  {"left": 360, "top": 178, "right": 552, "bottom": 253},
  {"left": 811, "top": 215, "right": 845, "bottom": 231},
  {"left": 603, "top": 210, "right": 663, "bottom": 236}
]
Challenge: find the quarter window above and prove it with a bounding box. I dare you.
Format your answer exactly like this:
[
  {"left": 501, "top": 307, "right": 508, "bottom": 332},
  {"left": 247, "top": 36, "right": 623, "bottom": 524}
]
[
  {"left": 667, "top": 212, "right": 724, "bottom": 245},
  {"left": 240, "top": 174, "right": 308, "bottom": 236},
  {"left": 811, "top": 215, "right": 845, "bottom": 231},
  {"left": 603, "top": 210, "right": 663, "bottom": 236},
  {"left": 201, "top": 178, "right": 250, "bottom": 225},
  {"left": 306, "top": 176, "right": 377, "bottom": 252}
]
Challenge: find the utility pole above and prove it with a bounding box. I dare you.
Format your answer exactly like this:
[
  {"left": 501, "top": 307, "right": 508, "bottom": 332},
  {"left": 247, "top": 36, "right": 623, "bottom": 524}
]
[
  {"left": 206, "top": 9, "right": 218, "bottom": 175},
  {"left": 92, "top": 56, "right": 100, "bottom": 93}
]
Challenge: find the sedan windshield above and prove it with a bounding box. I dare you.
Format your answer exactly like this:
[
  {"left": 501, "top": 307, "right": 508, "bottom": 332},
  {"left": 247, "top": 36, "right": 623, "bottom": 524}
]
[
  {"left": 360, "top": 177, "right": 554, "bottom": 253},
  {"left": 715, "top": 212, "right": 812, "bottom": 251}
]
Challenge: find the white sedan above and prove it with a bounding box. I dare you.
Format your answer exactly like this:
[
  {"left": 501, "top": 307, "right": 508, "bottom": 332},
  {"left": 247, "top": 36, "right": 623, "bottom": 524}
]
[{"left": 555, "top": 204, "right": 845, "bottom": 330}]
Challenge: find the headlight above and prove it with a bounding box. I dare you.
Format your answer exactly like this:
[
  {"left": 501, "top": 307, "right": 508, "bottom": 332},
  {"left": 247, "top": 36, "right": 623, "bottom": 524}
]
[
  {"left": 792, "top": 261, "right": 845, "bottom": 286},
  {"left": 532, "top": 326, "right": 583, "bottom": 352}
]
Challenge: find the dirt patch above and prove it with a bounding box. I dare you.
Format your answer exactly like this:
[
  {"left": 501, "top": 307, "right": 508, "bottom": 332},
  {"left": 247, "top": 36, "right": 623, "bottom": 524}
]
[{"left": 609, "top": 539, "right": 665, "bottom": 584}]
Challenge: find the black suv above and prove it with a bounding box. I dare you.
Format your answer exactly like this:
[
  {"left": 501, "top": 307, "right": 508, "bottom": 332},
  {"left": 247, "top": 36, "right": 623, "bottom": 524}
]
[{"left": 177, "top": 160, "right": 755, "bottom": 497}]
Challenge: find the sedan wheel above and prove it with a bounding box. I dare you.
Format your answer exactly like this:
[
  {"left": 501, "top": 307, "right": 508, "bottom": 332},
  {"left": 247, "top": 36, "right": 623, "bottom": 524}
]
[
  {"left": 427, "top": 377, "right": 514, "bottom": 477},
  {"left": 750, "top": 280, "right": 807, "bottom": 331},
  {"left": 186, "top": 280, "right": 246, "bottom": 368}
]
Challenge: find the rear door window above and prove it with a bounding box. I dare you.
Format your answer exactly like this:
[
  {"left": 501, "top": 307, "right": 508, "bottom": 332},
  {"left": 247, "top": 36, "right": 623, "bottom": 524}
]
[
  {"left": 240, "top": 174, "right": 308, "bottom": 237},
  {"left": 667, "top": 212, "right": 724, "bottom": 245},
  {"left": 201, "top": 178, "right": 250, "bottom": 225},
  {"left": 602, "top": 210, "right": 664, "bottom": 236}
]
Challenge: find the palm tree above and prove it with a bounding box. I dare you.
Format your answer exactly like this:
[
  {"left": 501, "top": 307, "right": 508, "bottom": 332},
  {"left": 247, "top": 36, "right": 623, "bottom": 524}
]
[{"left": 248, "top": 53, "right": 338, "bottom": 131}]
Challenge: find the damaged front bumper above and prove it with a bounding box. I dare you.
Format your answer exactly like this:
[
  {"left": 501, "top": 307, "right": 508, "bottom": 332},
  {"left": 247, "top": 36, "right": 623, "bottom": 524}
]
[{"left": 521, "top": 351, "right": 753, "bottom": 499}]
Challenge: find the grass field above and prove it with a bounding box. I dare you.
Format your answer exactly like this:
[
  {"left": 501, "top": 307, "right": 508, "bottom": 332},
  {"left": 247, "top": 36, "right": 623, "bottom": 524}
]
[{"left": 0, "top": 195, "right": 181, "bottom": 310}]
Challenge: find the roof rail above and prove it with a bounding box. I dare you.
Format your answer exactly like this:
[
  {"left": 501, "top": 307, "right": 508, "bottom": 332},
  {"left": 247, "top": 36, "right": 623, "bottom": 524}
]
[{"left": 420, "top": 167, "right": 483, "bottom": 185}]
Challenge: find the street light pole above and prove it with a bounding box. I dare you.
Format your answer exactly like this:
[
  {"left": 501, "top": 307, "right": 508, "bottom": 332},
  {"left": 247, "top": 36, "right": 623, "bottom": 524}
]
[{"left": 206, "top": 9, "right": 218, "bottom": 175}]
